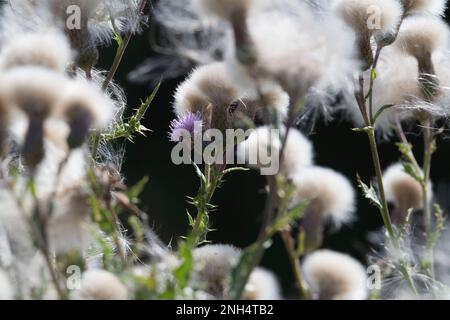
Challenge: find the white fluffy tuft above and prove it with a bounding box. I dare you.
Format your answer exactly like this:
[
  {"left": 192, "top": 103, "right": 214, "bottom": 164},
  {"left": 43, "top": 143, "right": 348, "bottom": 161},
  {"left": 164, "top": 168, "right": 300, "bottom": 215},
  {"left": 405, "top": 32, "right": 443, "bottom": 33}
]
[
  {"left": 302, "top": 249, "right": 368, "bottom": 300},
  {"left": 173, "top": 62, "right": 238, "bottom": 116},
  {"left": 54, "top": 79, "right": 115, "bottom": 129},
  {"left": 383, "top": 163, "right": 429, "bottom": 211},
  {"left": 334, "top": 0, "right": 403, "bottom": 34},
  {"left": 0, "top": 32, "right": 72, "bottom": 71},
  {"left": 73, "top": 269, "right": 129, "bottom": 300},
  {"left": 395, "top": 15, "right": 449, "bottom": 59},
  {"left": 291, "top": 166, "right": 355, "bottom": 225},
  {"left": 236, "top": 126, "right": 314, "bottom": 176},
  {"left": 400, "top": 0, "right": 448, "bottom": 16},
  {"left": 244, "top": 267, "right": 281, "bottom": 300},
  {"left": 193, "top": 244, "right": 241, "bottom": 298},
  {"left": 250, "top": 0, "right": 358, "bottom": 97}
]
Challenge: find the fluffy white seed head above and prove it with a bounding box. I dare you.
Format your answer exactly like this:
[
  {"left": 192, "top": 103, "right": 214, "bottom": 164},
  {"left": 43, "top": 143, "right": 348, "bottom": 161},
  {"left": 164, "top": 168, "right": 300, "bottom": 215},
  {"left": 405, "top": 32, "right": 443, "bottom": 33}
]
[
  {"left": 346, "top": 42, "right": 450, "bottom": 134},
  {"left": 0, "top": 270, "right": 13, "bottom": 300},
  {"left": 302, "top": 249, "right": 368, "bottom": 300},
  {"left": 73, "top": 269, "right": 129, "bottom": 300},
  {"left": 394, "top": 15, "right": 449, "bottom": 60},
  {"left": 249, "top": 0, "right": 358, "bottom": 97},
  {"left": 174, "top": 62, "right": 239, "bottom": 115},
  {"left": 174, "top": 62, "right": 238, "bottom": 116},
  {"left": 335, "top": 0, "right": 403, "bottom": 35},
  {"left": 0, "top": 32, "right": 72, "bottom": 71},
  {"left": 193, "top": 244, "right": 241, "bottom": 298},
  {"left": 291, "top": 166, "right": 355, "bottom": 225},
  {"left": 225, "top": 60, "right": 290, "bottom": 118},
  {"left": 0, "top": 66, "right": 69, "bottom": 117},
  {"left": 383, "top": 163, "right": 429, "bottom": 211},
  {"left": 194, "top": 0, "right": 255, "bottom": 21},
  {"left": 54, "top": 79, "right": 114, "bottom": 129},
  {"left": 400, "top": 0, "right": 447, "bottom": 16},
  {"left": 244, "top": 267, "right": 281, "bottom": 300},
  {"left": 236, "top": 126, "right": 314, "bottom": 176}
]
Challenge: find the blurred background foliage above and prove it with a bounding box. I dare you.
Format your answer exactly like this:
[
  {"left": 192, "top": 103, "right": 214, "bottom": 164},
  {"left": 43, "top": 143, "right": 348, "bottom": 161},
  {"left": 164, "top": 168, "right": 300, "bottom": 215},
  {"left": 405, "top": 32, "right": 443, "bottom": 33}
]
[{"left": 96, "top": 4, "right": 450, "bottom": 294}]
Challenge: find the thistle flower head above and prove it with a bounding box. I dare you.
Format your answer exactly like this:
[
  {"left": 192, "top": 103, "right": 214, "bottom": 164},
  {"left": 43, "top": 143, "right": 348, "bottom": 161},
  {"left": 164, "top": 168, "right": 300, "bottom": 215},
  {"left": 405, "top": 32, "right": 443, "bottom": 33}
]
[
  {"left": 169, "top": 111, "right": 203, "bottom": 142},
  {"left": 302, "top": 249, "right": 368, "bottom": 300},
  {"left": 174, "top": 62, "right": 256, "bottom": 131},
  {"left": 0, "top": 32, "right": 72, "bottom": 71},
  {"left": 335, "top": 0, "right": 403, "bottom": 35},
  {"left": 73, "top": 269, "right": 129, "bottom": 300},
  {"left": 394, "top": 15, "right": 449, "bottom": 63},
  {"left": 193, "top": 244, "right": 241, "bottom": 298},
  {"left": 383, "top": 163, "right": 431, "bottom": 223},
  {"left": 249, "top": 0, "right": 358, "bottom": 97},
  {"left": 291, "top": 166, "right": 355, "bottom": 225},
  {"left": 0, "top": 66, "right": 69, "bottom": 117},
  {"left": 54, "top": 79, "right": 114, "bottom": 149},
  {"left": 236, "top": 126, "right": 314, "bottom": 176},
  {"left": 181, "top": 62, "right": 238, "bottom": 112},
  {"left": 400, "top": 0, "right": 447, "bottom": 16},
  {"left": 243, "top": 267, "right": 281, "bottom": 300},
  {"left": 46, "top": 0, "right": 146, "bottom": 44},
  {"left": 0, "top": 66, "right": 70, "bottom": 169},
  {"left": 334, "top": 0, "right": 403, "bottom": 67}
]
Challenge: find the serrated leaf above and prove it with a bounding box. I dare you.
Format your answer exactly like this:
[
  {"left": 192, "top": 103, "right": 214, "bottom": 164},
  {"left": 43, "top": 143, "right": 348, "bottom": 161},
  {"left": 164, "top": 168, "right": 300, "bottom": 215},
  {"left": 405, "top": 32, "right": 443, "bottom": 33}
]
[{"left": 357, "top": 174, "right": 382, "bottom": 210}]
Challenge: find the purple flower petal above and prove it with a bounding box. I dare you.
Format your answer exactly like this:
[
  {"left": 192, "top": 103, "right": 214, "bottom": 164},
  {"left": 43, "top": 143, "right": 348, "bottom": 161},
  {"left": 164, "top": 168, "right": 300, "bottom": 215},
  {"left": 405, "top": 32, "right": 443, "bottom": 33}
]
[{"left": 169, "top": 112, "right": 203, "bottom": 142}]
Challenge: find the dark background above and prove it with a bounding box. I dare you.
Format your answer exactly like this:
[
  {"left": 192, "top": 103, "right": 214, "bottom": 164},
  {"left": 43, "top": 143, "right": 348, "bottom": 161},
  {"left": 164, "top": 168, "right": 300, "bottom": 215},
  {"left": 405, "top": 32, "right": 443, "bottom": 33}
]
[{"left": 97, "top": 5, "right": 450, "bottom": 294}]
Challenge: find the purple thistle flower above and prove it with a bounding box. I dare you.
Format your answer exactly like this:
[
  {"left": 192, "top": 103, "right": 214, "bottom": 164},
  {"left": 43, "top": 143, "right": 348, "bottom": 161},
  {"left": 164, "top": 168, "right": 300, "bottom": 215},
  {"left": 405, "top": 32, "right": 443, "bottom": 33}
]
[{"left": 169, "top": 112, "right": 203, "bottom": 142}]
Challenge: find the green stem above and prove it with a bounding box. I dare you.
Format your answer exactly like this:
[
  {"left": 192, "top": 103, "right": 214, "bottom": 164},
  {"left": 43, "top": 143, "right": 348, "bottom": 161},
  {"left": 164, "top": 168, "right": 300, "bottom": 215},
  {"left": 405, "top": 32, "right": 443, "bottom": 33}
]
[
  {"left": 421, "top": 121, "right": 436, "bottom": 284},
  {"left": 399, "top": 263, "right": 419, "bottom": 297},
  {"left": 91, "top": 0, "right": 147, "bottom": 159},
  {"left": 189, "top": 164, "right": 220, "bottom": 247},
  {"left": 357, "top": 72, "right": 418, "bottom": 295},
  {"left": 367, "top": 128, "right": 397, "bottom": 243},
  {"left": 280, "top": 229, "right": 311, "bottom": 300}
]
